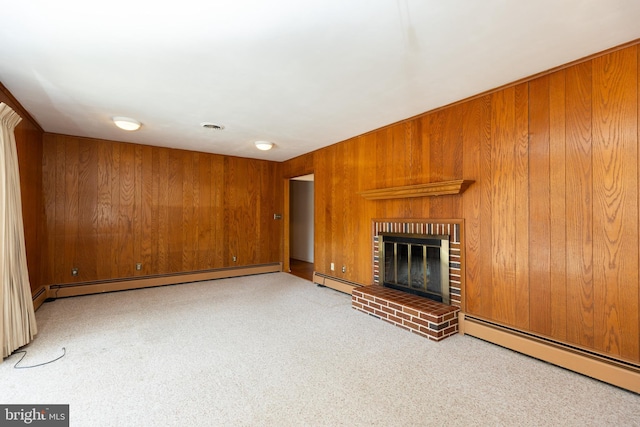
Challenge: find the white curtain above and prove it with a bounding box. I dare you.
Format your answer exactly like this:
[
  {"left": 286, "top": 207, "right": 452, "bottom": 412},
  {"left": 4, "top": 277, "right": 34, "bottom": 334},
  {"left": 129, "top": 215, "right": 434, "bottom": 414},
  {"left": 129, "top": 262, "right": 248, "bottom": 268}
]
[{"left": 0, "top": 102, "right": 37, "bottom": 358}]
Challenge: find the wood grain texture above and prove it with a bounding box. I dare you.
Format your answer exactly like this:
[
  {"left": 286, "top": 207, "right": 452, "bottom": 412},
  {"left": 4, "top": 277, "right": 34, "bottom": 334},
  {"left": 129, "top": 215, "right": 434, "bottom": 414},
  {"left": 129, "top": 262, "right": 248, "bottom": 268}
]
[
  {"left": 12, "top": 115, "right": 43, "bottom": 292},
  {"left": 461, "top": 96, "right": 487, "bottom": 316},
  {"left": 490, "top": 87, "right": 517, "bottom": 325},
  {"left": 565, "top": 61, "right": 595, "bottom": 349},
  {"left": 549, "top": 70, "right": 568, "bottom": 341},
  {"left": 41, "top": 136, "right": 283, "bottom": 285},
  {"left": 529, "top": 76, "right": 552, "bottom": 334},
  {"left": 478, "top": 95, "right": 494, "bottom": 319},
  {"left": 591, "top": 46, "right": 639, "bottom": 360},
  {"left": 514, "top": 83, "right": 530, "bottom": 330}
]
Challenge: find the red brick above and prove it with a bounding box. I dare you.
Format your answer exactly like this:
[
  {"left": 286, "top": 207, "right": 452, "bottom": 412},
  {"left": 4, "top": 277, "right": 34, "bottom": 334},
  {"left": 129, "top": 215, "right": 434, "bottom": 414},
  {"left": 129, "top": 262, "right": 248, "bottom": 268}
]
[
  {"left": 362, "top": 305, "right": 375, "bottom": 315},
  {"left": 381, "top": 306, "right": 395, "bottom": 315},
  {"left": 396, "top": 311, "right": 411, "bottom": 320},
  {"left": 403, "top": 319, "right": 420, "bottom": 330},
  {"left": 443, "top": 312, "right": 456, "bottom": 322},
  {"left": 388, "top": 314, "right": 402, "bottom": 324},
  {"left": 370, "top": 302, "right": 381, "bottom": 310},
  {"left": 364, "top": 294, "right": 375, "bottom": 301},
  {"left": 418, "top": 312, "right": 439, "bottom": 322},
  {"left": 389, "top": 302, "right": 402, "bottom": 310},
  {"left": 442, "top": 325, "right": 458, "bottom": 336},
  {"left": 375, "top": 310, "right": 388, "bottom": 318},
  {"left": 405, "top": 308, "right": 419, "bottom": 317},
  {"left": 374, "top": 297, "right": 388, "bottom": 306},
  {"left": 419, "top": 326, "right": 438, "bottom": 337},
  {"left": 413, "top": 317, "right": 431, "bottom": 328},
  {"left": 352, "top": 302, "right": 363, "bottom": 310}
]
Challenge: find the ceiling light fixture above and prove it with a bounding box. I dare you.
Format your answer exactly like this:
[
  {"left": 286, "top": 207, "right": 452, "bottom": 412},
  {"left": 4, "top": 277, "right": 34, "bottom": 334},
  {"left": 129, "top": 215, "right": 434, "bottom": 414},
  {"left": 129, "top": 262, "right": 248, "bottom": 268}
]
[
  {"left": 254, "top": 141, "right": 274, "bottom": 151},
  {"left": 112, "top": 116, "right": 141, "bottom": 131}
]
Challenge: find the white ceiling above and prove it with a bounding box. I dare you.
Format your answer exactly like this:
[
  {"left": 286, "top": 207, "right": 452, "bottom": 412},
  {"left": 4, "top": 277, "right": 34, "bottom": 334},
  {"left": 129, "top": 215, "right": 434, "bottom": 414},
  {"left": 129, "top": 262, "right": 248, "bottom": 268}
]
[{"left": 1, "top": 1, "right": 639, "bottom": 162}]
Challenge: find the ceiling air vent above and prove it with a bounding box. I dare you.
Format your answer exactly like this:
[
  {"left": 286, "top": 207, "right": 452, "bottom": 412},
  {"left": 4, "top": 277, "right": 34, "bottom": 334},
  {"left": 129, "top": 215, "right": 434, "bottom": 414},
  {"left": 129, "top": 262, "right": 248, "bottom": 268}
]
[{"left": 200, "top": 122, "right": 224, "bottom": 130}]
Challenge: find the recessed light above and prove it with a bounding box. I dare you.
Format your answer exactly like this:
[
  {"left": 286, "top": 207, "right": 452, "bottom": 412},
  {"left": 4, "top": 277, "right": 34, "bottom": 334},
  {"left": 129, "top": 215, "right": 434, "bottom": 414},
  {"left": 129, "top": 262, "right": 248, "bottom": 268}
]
[
  {"left": 255, "top": 141, "right": 274, "bottom": 151},
  {"left": 112, "top": 116, "right": 141, "bottom": 131},
  {"left": 201, "top": 122, "right": 225, "bottom": 130}
]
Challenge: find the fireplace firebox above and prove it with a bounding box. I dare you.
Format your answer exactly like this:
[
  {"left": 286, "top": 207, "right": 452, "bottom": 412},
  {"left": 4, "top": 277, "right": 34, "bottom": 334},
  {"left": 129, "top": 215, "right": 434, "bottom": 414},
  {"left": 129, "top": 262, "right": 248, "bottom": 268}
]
[{"left": 380, "top": 233, "right": 450, "bottom": 305}]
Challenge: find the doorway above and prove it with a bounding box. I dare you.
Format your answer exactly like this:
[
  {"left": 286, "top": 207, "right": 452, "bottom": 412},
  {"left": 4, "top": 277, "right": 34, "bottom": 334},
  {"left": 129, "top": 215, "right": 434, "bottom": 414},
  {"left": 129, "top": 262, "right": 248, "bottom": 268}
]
[{"left": 288, "top": 174, "right": 314, "bottom": 281}]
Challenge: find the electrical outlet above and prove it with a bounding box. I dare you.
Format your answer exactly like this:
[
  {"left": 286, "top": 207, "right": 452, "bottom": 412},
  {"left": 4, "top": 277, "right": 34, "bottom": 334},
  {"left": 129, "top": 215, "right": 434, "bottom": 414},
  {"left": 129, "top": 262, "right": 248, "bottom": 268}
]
[
  {"left": 330, "top": 263, "right": 335, "bottom": 271},
  {"left": 71, "top": 268, "right": 79, "bottom": 277},
  {"left": 136, "top": 263, "right": 142, "bottom": 271},
  {"left": 342, "top": 266, "right": 346, "bottom": 273},
  {"left": 232, "top": 256, "right": 237, "bottom": 262}
]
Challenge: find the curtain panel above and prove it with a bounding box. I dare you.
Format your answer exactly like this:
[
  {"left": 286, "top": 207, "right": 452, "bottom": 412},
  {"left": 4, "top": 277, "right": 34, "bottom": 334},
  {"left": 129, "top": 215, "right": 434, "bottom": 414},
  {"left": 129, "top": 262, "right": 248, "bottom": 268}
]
[{"left": 0, "top": 102, "right": 37, "bottom": 358}]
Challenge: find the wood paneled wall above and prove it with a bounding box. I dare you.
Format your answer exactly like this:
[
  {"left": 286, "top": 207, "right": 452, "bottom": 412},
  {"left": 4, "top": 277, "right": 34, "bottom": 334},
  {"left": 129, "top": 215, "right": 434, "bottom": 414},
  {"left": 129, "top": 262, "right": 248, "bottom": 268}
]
[
  {"left": 41, "top": 134, "right": 283, "bottom": 285},
  {"left": 1, "top": 84, "right": 44, "bottom": 294},
  {"left": 284, "top": 43, "right": 640, "bottom": 364}
]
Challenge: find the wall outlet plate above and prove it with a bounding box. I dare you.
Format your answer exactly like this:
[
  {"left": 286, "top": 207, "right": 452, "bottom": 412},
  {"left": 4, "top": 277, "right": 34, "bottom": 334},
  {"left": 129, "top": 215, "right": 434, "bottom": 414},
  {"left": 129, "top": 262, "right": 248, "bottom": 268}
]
[{"left": 330, "top": 263, "right": 335, "bottom": 271}]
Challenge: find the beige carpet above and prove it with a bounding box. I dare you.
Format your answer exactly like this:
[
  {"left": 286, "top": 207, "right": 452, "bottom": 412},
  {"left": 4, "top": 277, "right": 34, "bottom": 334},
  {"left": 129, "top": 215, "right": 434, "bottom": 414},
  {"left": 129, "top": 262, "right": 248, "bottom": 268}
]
[{"left": 1, "top": 272, "right": 638, "bottom": 426}]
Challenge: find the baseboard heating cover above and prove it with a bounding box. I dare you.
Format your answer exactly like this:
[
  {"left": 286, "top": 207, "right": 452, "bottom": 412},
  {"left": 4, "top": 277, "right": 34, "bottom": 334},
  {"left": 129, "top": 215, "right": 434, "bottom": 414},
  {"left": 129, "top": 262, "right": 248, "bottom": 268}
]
[
  {"left": 312, "top": 272, "right": 361, "bottom": 295},
  {"left": 47, "top": 263, "right": 282, "bottom": 299},
  {"left": 460, "top": 314, "right": 640, "bottom": 394},
  {"left": 31, "top": 286, "right": 48, "bottom": 311}
]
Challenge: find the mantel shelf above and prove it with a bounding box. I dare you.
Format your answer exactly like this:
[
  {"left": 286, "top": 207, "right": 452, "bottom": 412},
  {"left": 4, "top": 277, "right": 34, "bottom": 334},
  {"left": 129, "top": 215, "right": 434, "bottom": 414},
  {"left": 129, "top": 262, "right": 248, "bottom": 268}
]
[{"left": 358, "top": 179, "right": 474, "bottom": 200}]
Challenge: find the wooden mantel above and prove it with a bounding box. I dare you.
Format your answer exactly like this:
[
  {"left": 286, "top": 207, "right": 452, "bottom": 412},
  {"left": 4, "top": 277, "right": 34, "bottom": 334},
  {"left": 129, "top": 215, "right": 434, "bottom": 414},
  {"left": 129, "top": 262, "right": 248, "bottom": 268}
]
[{"left": 358, "top": 179, "right": 474, "bottom": 200}]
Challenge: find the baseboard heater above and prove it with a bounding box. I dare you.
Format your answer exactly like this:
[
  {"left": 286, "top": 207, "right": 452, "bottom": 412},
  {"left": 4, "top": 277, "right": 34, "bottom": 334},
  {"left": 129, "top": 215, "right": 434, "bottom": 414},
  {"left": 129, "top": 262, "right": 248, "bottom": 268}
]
[
  {"left": 31, "top": 286, "right": 48, "bottom": 311},
  {"left": 312, "top": 272, "right": 361, "bottom": 295},
  {"left": 47, "top": 263, "right": 282, "bottom": 299},
  {"left": 460, "top": 314, "right": 640, "bottom": 394}
]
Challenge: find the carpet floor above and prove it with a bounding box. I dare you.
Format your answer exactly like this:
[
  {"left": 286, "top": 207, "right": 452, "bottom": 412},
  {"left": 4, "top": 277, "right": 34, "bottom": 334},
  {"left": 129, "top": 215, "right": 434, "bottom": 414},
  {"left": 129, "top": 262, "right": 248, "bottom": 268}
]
[{"left": 1, "top": 272, "right": 638, "bottom": 426}]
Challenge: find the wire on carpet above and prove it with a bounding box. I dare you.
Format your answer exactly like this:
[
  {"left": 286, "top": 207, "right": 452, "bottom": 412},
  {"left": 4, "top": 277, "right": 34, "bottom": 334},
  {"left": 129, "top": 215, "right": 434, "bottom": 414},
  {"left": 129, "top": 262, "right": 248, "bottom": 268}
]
[{"left": 12, "top": 347, "right": 66, "bottom": 369}]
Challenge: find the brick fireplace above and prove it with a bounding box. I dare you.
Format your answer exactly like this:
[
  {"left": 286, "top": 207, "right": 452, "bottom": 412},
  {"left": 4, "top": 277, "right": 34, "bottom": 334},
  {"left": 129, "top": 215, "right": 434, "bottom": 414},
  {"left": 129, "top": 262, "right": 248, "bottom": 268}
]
[{"left": 352, "top": 219, "right": 463, "bottom": 341}]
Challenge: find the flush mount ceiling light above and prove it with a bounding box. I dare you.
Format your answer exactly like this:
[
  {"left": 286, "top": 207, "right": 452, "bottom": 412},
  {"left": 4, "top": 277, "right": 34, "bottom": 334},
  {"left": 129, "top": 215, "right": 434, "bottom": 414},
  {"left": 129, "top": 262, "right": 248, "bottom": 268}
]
[
  {"left": 254, "top": 141, "right": 274, "bottom": 151},
  {"left": 112, "top": 116, "right": 141, "bottom": 131}
]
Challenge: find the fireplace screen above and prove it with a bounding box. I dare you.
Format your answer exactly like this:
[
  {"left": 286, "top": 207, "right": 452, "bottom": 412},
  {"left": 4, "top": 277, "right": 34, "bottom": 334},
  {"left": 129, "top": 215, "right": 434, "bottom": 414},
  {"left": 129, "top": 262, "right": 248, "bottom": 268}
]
[{"left": 380, "top": 233, "right": 449, "bottom": 304}]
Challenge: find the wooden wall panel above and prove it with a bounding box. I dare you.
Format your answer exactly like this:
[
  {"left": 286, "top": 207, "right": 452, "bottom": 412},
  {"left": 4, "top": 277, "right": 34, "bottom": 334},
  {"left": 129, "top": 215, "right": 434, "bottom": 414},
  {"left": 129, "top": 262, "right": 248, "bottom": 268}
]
[
  {"left": 461, "top": 96, "right": 490, "bottom": 317},
  {"left": 41, "top": 135, "right": 283, "bottom": 285},
  {"left": 285, "top": 42, "right": 640, "bottom": 364},
  {"left": 549, "top": 70, "right": 568, "bottom": 341},
  {"left": 211, "top": 156, "right": 226, "bottom": 268},
  {"left": 118, "top": 143, "right": 135, "bottom": 278},
  {"left": 565, "top": 60, "right": 595, "bottom": 350},
  {"left": 477, "top": 95, "right": 495, "bottom": 319},
  {"left": 591, "top": 47, "right": 639, "bottom": 360},
  {"left": 529, "top": 76, "right": 551, "bottom": 335},
  {"left": 490, "top": 87, "right": 517, "bottom": 326},
  {"left": 514, "top": 83, "right": 530, "bottom": 330},
  {"left": 77, "top": 137, "right": 98, "bottom": 280}
]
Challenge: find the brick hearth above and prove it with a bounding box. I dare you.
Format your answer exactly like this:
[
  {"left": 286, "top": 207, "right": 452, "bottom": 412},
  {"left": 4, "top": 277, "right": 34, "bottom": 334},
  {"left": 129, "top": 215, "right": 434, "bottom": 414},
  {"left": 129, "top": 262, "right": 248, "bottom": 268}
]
[{"left": 352, "top": 285, "right": 459, "bottom": 341}]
